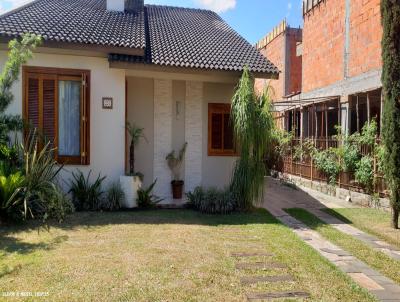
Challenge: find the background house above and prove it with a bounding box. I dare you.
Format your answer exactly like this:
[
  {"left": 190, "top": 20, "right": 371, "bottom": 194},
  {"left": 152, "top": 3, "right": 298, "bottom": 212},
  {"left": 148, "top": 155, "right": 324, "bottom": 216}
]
[
  {"left": 257, "top": 0, "right": 382, "bottom": 138},
  {"left": 256, "top": 0, "right": 385, "bottom": 198},
  {"left": 0, "top": 0, "right": 278, "bottom": 202}
]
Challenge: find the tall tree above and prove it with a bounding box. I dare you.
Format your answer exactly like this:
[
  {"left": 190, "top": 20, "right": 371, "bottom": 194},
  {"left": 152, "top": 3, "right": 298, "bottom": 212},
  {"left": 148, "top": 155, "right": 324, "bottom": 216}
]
[
  {"left": 381, "top": 0, "right": 400, "bottom": 229},
  {"left": 0, "top": 34, "right": 41, "bottom": 143},
  {"left": 230, "top": 68, "right": 274, "bottom": 210}
]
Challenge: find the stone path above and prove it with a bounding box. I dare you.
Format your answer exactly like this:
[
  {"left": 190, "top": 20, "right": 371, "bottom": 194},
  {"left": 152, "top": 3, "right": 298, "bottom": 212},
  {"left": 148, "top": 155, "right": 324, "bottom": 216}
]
[
  {"left": 308, "top": 208, "right": 400, "bottom": 261},
  {"left": 263, "top": 177, "right": 400, "bottom": 302},
  {"left": 230, "top": 245, "right": 310, "bottom": 301}
]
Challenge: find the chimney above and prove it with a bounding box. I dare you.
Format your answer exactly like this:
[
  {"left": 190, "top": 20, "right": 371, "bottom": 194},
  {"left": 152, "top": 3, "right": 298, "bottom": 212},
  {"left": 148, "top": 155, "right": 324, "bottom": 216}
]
[
  {"left": 106, "top": 0, "right": 144, "bottom": 12},
  {"left": 124, "top": 0, "right": 144, "bottom": 12}
]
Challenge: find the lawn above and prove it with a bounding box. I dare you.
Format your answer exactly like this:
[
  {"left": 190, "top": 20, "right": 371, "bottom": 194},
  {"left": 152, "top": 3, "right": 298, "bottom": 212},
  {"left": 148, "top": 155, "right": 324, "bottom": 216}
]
[
  {"left": 0, "top": 209, "right": 375, "bottom": 302},
  {"left": 286, "top": 208, "right": 400, "bottom": 286},
  {"left": 322, "top": 208, "right": 400, "bottom": 249}
]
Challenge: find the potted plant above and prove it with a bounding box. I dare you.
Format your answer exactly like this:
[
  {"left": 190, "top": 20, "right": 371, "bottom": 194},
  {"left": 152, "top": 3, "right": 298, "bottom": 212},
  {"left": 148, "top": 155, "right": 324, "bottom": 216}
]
[
  {"left": 120, "top": 122, "right": 146, "bottom": 208},
  {"left": 166, "top": 142, "right": 187, "bottom": 199}
]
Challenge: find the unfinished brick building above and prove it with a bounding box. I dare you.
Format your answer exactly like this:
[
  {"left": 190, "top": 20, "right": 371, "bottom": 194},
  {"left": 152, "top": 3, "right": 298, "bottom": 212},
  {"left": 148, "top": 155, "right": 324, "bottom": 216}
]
[
  {"left": 256, "top": 0, "right": 386, "bottom": 199},
  {"left": 257, "top": 0, "right": 383, "bottom": 137}
]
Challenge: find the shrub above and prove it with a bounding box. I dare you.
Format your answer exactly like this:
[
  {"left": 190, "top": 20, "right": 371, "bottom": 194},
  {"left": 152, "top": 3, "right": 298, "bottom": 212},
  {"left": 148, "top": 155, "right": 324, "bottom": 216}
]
[
  {"left": 69, "top": 170, "right": 106, "bottom": 211},
  {"left": 0, "top": 134, "right": 73, "bottom": 223},
  {"left": 137, "top": 180, "right": 163, "bottom": 209},
  {"left": 314, "top": 148, "right": 341, "bottom": 185},
  {"left": 355, "top": 156, "right": 374, "bottom": 193},
  {"left": 187, "top": 187, "right": 237, "bottom": 215},
  {"left": 99, "top": 182, "right": 124, "bottom": 211}
]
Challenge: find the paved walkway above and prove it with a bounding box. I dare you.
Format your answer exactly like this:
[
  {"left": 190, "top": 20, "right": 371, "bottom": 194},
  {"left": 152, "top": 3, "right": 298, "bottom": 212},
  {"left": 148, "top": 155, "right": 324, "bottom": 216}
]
[{"left": 263, "top": 177, "right": 400, "bottom": 302}]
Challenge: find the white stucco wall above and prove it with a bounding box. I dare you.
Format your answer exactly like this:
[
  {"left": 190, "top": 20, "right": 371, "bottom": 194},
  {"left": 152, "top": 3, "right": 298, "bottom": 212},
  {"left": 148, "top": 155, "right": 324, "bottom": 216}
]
[
  {"left": 0, "top": 51, "right": 126, "bottom": 187},
  {"left": 126, "top": 76, "right": 154, "bottom": 187},
  {"left": 202, "top": 82, "right": 237, "bottom": 189}
]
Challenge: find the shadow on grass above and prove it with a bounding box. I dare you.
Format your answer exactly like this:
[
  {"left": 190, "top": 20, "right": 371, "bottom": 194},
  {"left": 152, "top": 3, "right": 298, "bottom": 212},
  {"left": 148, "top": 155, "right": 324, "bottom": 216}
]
[
  {"left": 321, "top": 208, "right": 353, "bottom": 224},
  {"left": 284, "top": 208, "right": 328, "bottom": 230},
  {"left": 0, "top": 208, "right": 282, "bottom": 236},
  {"left": 0, "top": 235, "right": 69, "bottom": 255}
]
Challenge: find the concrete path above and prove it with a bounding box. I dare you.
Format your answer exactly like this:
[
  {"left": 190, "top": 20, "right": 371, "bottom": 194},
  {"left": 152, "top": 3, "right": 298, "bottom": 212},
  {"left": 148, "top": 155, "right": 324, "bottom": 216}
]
[{"left": 263, "top": 177, "right": 400, "bottom": 302}]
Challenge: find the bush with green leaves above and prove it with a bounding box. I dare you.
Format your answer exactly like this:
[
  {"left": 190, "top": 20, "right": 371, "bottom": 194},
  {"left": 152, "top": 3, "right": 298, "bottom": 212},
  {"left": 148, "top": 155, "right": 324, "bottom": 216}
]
[
  {"left": 341, "top": 142, "right": 361, "bottom": 172},
  {"left": 187, "top": 187, "right": 237, "bottom": 215},
  {"left": 137, "top": 179, "right": 163, "bottom": 209},
  {"left": 0, "top": 133, "right": 73, "bottom": 223},
  {"left": 355, "top": 156, "right": 375, "bottom": 193},
  {"left": 99, "top": 182, "right": 125, "bottom": 211},
  {"left": 69, "top": 170, "right": 106, "bottom": 211},
  {"left": 313, "top": 148, "right": 341, "bottom": 185}
]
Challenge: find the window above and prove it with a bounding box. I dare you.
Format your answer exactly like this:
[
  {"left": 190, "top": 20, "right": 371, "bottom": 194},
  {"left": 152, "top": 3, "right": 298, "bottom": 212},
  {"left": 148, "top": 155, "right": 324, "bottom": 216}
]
[
  {"left": 23, "top": 67, "right": 90, "bottom": 165},
  {"left": 208, "top": 103, "right": 235, "bottom": 156}
]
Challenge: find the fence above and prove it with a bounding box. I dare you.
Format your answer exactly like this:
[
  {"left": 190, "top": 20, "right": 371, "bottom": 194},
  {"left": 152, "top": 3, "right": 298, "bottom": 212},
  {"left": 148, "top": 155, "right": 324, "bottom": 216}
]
[{"left": 279, "top": 137, "right": 388, "bottom": 197}]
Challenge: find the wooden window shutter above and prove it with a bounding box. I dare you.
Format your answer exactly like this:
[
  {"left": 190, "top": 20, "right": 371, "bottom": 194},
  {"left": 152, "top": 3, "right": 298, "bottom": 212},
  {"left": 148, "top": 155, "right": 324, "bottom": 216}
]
[
  {"left": 26, "top": 75, "right": 40, "bottom": 131},
  {"left": 42, "top": 76, "right": 57, "bottom": 148}
]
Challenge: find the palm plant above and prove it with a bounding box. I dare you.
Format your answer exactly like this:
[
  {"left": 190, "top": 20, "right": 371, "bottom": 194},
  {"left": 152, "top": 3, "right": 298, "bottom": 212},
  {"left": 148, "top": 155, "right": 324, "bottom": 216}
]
[
  {"left": 126, "top": 122, "right": 146, "bottom": 176},
  {"left": 230, "top": 67, "right": 274, "bottom": 210}
]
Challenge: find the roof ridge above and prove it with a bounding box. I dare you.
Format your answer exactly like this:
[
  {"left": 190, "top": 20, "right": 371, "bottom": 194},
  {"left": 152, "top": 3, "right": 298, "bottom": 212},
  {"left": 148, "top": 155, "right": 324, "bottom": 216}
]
[
  {"left": 0, "top": 0, "right": 41, "bottom": 19},
  {"left": 145, "top": 4, "right": 219, "bottom": 15}
]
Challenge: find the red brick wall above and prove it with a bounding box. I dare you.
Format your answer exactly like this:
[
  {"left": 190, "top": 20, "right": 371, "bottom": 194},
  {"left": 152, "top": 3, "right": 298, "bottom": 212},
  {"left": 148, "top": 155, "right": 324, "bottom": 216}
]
[
  {"left": 255, "top": 33, "right": 285, "bottom": 100},
  {"left": 302, "top": 0, "right": 345, "bottom": 93},
  {"left": 348, "top": 0, "right": 382, "bottom": 77},
  {"left": 287, "top": 29, "right": 302, "bottom": 95}
]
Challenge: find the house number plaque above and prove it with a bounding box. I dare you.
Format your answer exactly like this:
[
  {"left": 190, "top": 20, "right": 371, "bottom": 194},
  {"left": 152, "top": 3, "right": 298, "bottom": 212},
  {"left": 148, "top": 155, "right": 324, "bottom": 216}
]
[{"left": 102, "top": 97, "right": 113, "bottom": 109}]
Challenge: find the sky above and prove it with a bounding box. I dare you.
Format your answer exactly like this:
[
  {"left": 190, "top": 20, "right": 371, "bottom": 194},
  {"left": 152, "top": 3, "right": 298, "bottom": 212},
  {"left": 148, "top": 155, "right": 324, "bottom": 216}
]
[{"left": 0, "top": 0, "right": 304, "bottom": 44}]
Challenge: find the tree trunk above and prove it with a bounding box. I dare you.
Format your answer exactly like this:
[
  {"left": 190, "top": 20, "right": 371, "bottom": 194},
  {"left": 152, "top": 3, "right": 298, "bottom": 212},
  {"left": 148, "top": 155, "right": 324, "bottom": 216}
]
[
  {"left": 130, "top": 141, "right": 135, "bottom": 175},
  {"left": 392, "top": 208, "right": 399, "bottom": 229}
]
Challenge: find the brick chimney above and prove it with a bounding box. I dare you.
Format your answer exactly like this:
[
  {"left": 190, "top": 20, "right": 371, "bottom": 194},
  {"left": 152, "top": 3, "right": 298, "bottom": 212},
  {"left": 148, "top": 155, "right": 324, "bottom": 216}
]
[
  {"left": 124, "top": 0, "right": 144, "bottom": 12},
  {"left": 107, "top": 0, "right": 144, "bottom": 12}
]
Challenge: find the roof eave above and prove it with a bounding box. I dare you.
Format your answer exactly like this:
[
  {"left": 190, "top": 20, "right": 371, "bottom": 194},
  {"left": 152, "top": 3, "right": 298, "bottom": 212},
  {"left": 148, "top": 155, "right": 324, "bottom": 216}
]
[{"left": 0, "top": 36, "right": 146, "bottom": 57}]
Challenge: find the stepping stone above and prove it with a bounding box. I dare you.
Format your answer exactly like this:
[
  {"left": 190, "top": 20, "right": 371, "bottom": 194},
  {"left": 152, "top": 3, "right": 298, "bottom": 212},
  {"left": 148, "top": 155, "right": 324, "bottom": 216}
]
[
  {"left": 241, "top": 275, "right": 294, "bottom": 285},
  {"left": 236, "top": 262, "right": 287, "bottom": 270},
  {"left": 348, "top": 273, "right": 384, "bottom": 291},
  {"left": 246, "top": 291, "right": 310, "bottom": 300},
  {"left": 320, "top": 248, "right": 351, "bottom": 257},
  {"left": 231, "top": 252, "right": 274, "bottom": 257}
]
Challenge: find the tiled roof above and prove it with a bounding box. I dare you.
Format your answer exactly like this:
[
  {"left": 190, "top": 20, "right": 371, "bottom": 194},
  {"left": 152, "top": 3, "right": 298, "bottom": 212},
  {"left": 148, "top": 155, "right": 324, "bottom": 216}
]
[
  {"left": 0, "top": 0, "right": 279, "bottom": 76},
  {"left": 0, "top": 0, "right": 145, "bottom": 49}
]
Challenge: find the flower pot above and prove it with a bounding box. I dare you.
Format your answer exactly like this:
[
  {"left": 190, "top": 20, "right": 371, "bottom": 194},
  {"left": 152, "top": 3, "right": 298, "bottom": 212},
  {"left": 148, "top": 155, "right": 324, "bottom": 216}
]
[
  {"left": 120, "top": 175, "right": 142, "bottom": 208},
  {"left": 171, "top": 180, "right": 184, "bottom": 199}
]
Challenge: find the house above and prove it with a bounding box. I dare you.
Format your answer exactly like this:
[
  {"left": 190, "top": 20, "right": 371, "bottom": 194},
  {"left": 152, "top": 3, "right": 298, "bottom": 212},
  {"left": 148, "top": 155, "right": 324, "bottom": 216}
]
[
  {"left": 255, "top": 0, "right": 385, "bottom": 199},
  {"left": 0, "top": 0, "right": 278, "bottom": 201},
  {"left": 256, "top": 0, "right": 382, "bottom": 138}
]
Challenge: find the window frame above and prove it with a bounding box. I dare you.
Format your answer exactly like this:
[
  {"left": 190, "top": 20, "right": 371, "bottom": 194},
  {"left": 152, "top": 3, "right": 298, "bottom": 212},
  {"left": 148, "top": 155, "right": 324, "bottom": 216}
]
[
  {"left": 22, "top": 66, "right": 90, "bottom": 165},
  {"left": 208, "top": 103, "right": 236, "bottom": 157}
]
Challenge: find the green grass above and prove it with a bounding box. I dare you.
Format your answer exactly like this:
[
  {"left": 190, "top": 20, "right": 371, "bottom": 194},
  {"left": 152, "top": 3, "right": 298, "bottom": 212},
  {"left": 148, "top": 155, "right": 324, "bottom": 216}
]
[
  {"left": 286, "top": 208, "right": 400, "bottom": 286},
  {"left": 0, "top": 209, "right": 375, "bottom": 301},
  {"left": 322, "top": 208, "right": 400, "bottom": 249}
]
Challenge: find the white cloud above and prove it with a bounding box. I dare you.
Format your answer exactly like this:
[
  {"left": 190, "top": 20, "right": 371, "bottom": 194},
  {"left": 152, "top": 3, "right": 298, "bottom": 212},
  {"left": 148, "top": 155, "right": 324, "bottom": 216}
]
[
  {"left": 0, "top": 0, "right": 34, "bottom": 14},
  {"left": 195, "top": 0, "right": 236, "bottom": 13},
  {"left": 288, "top": 2, "right": 292, "bottom": 10}
]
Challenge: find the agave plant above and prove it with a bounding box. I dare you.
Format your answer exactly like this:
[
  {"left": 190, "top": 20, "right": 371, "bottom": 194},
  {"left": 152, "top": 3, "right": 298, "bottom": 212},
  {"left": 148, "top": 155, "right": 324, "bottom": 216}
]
[
  {"left": 69, "top": 170, "right": 106, "bottom": 211},
  {"left": 126, "top": 122, "right": 147, "bottom": 176},
  {"left": 137, "top": 179, "right": 163, "bottom": 209}
]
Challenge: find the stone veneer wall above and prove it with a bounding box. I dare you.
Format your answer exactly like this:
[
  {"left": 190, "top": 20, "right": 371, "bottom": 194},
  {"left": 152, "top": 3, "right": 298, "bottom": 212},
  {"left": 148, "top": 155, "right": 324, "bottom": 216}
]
[
  {"left": 153, "top": 79, "right": 173, "bottom": 198},
  {"left": 185, "top": 81, "right": 203, "bottom": 192}
]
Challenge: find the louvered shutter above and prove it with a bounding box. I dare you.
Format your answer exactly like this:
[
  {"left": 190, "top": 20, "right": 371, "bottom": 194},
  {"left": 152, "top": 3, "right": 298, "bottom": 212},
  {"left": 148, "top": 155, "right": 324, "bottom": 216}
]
[
  {"left": 26, "top": 75, "right": 40, "bottom": 131},
  {"left": 42, "top": 76, "right": 57, "bottom": 148}
]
